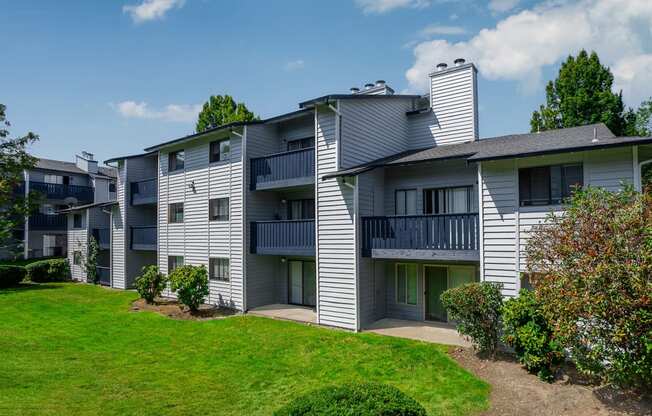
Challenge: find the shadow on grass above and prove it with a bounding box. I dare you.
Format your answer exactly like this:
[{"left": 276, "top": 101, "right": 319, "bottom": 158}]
[{"left": 0, "top": 282, "right": 63, "bottom": 295}]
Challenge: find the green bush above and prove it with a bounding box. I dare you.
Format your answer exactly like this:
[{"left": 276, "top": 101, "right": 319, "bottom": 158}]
[
  {"left": 441, "top": 282, "right": 503, "bottom": 355},
  {"left": 527, "top": 186, "right": 652, "bottom": 388},
  {"left": 273, "top": 383, "right": 427, "bottom": 416},
  {"left": 135, "top": 265, "right": 166, "bottom": 304},
  {"left": 25, "top": 258, "right": 70, "bottom": 282},
  {"left": 169, "top": 265, "right": 209, "bottom": 312},
  {"left": 0, "top": 265, "right": 26, "bottom": 288},
  {"left": 502, "top": 289, "right": 564, "bottom": 381}
]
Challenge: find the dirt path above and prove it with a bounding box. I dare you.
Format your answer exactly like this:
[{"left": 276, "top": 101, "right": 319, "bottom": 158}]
[{"left": 450, "top": 348, "right": 651, "bottom": 416}]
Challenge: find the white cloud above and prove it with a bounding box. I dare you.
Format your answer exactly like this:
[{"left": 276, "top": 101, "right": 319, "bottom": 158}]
[
  {"left": 406, "top": 0, "right": 652, "bottom": 105},
  {"left": 420, "top": 24, "right": 467, "bottom": 36},
  {"left": 123, "top": 0, "right": 185, "bottom": 23},
  {"left": 112, "top": 101, "right": 201, "bottom": 123},
  {"left": 489, "top": 0, "right": 520, "bottom": 13},
  {"left": 355, "top": 0, "right": 429, "bottom": 14},
  {"left": 284, "top": 59, "right": 305, "bottom": 71}
]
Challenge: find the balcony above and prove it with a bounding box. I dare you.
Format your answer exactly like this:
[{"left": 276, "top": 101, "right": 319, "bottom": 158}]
[
  {"left": 250, "top": 147, "right": 315, "bottom": 191},
  {"left": 29, "top": 181, "right": 94, "bottom": 203},
  {"left": 131, "top": 178, "right": 157, "bottom": 205},
  {"left": 29, "top": 213, "right": 67, "bottom": 230},
  {"left": 250, "top": 220, "right": 315, "bottom": 256},
  {"left": 92, "top": 228, "right": 110, "bottom": 250},
  {"left": 96, "top": 266, "right": 110, "bottom": 286},
  {"left": 361, "top": 213, "right": 480, "bottom": 261},
  {"left": 131, "top": 226, "right": 156, "bottom": 251}
]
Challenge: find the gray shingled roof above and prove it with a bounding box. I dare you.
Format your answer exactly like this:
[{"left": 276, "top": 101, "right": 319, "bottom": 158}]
[
  {"left": 35, "top": 158, "right": 117, "bottom": 179},
  {"left": 324, "top": 123, "right": 652, "bottom": 179}
]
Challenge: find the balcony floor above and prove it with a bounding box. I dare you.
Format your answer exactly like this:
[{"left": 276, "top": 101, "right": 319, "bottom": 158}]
[
  {"left": 368, "top": 249, "right": 479, "bottom": 262},
  {"left": 364, "top": 318, "right": 471, "bottom": 347},
  {"left": 248, "top": 304, "right": 316, "bottom": 324}
]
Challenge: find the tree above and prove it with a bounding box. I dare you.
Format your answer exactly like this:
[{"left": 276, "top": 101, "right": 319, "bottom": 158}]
[
  {"left": 195, "top": 95, "right": 257, "bottom": 133},
  {"left": 83, "top": 236, "right": 99, "bottom": 284},
  {"left": 526, "top": 186, "right": 652, "bottom": 388},
  {"left": 530, "top": 50, "right": 629, "bottom": 135},
  {"left": 623, "top": 98, "right": 652, "bottom": 137},
  {"left": 0, "top": 104, "right": 39, "bottom": 257}
]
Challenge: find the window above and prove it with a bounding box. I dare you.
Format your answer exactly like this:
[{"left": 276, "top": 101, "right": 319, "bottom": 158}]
[
  {"left": 519, "top": 163, "right": 583, "bottom": 206},
  {"left": 168, "top": 150, "right": 185, "bottom": 172},
  {"left": 73, "top": 213, "right": 83, "bottom": 229},
  {"left": 109, "top": 182, "right": 116, "bottom": 193},
  {"left": 44, "top": 174, "right": 64, "bottom": 184},
  {"left": 168, "top": 256, "right": 184, "bottom": 273},
  {"left": 73, "top": 251, "right": 82, "bottom": 266},
  {"left": 287, "top": 199, "right": 315, "bottom": 220},
  {"left": 42, "top": 204, "right": 56, "bottom": 215},
  {"left": 287, "top": 137, "right": 315, "bottom": 151},
  {"left": 396, "top": 264, "right": 418, "bottom": 305},
  {"left": 168, "top": 203, "right": 184, "bottom": 223},
  {"left": 209, "top": 198, "right": 229, "bottom": 221},
  {"left": 424, "top": 186, "right": 475, "bottom": 214},
  {"left": 395, "top": 189, "right": 417, "bottom": 215},
  {"left": 210, "top": 139, "right": 230, "bottom": 163},
  {"left": 209, "top": 258, "right": 230, "bottom": 281}
]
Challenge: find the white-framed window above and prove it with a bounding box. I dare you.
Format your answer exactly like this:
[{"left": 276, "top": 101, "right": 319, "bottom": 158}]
[
  {"left": 395, "top": 189, "right": 417, "bottom": 216},
  {"left": 287, "top": 137, "right": 314, "bottom": 151},
  {"left": 168, "top": 150, "right": 185, "bottom": 172},
  {"left": 519, "top": 163, "right": 583, "bottom": 206},
  {"left": 210, "top": 139, "right": 230, "bottom": 162},
  {"left": 44, "top": 174, "right": 64, "bottom": 184},
  {"left": 209, "top": 258, "right": 229, "bottom": 281},
  {"left": 396, "top": 263, "right": 418, "bottom": 305},
  {"left": 209, "top": 198, "right": 229, "bottom": 221},
  {"left": 168, "top": 256, "right": 184, "bottom": 273},
  {"left": 73, "top": 251, "right": 82, "bottom": 266},
  {"left": 73, "top": 213, "right": 83, "bottom": 229},
  {"left": 423, "top": 186, "right": 476, "bottom": 214},
  {"left": 168, "top": 203, "right": 184, "bottom": 223}
]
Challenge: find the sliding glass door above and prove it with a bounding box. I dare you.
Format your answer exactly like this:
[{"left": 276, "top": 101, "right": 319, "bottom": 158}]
[{"left": 288, "top": 260, "right": 316, "bottom": 307}]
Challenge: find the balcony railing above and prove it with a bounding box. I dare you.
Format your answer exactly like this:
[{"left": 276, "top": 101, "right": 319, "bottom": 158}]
[
  {"left": 131, "top": 178, "right": 157, "bottom": 205},
  {"left": 250, "top": 220, "right": 315, "bottom": 256},
  {"left": 250, "top": 147, "right": 315, "bottom": 190},
  {"left": 29, "top": 181, "right": 94, "bottom": 202},
  {"left": 92, "top": 228, "right": 110, "bottom": 250},
  {"left": 361, "top": 213, "right": 479, "bottom": 256},
  {"left": 96, "top": 266, "right": 110, "bottom": 286},
  {"left": 29, "top": 213, "right": 67, "bottom": 230},
  {"left": 131, "top": 226, "right": 156, "bottom": 251}
]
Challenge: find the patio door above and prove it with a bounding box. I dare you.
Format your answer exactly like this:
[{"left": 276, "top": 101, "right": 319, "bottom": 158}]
[
  {"left": 425, "top": 266, "right": 448, "bottom": 321},
  {"left": 288, "top": 260, "right": 316, "bottom": 307}
]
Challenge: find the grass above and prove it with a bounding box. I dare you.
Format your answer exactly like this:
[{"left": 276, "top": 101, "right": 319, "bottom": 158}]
[
  {"left": 0, "top": 283, "right": 490, "bottom": 416},
  {"left": 0, "top": 256, "right": 65, "bottom": 267}
]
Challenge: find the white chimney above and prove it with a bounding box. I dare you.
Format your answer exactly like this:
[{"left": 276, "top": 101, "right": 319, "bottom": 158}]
[
  {"left": 76, "top": 151, "right": 98, "bottom": 174},
  {"left": 429, "top": 59, "right": 478, "bottom": 142}
]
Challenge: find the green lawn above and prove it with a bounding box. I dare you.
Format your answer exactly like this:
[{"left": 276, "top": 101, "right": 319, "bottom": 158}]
[{"left": 0, "top": 283, "right": 490, "bottom": 416}]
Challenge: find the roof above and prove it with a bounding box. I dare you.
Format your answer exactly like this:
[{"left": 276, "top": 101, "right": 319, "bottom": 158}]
[
  {"left": 56, "top": 200, "right": 117, "bottom": 214},
  {"left": 324, "top": 123, "right": 652, "bottom": 179},
  {"left": 299, "top": 93, "right": 420, "bottom": 109},
  {"left": 104, "top": 151, "right": 157, "bottom": 165},
  {"left": 35, "top": 158, "right": 117, "bottom": 179},
  {"left": 143, "top": 108, "right": 315, "bottom": 152}
]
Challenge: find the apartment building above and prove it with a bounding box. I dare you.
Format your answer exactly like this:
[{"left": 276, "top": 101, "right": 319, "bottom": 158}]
[
  {"left": 4, "top": 152, "right": 116, "bottom": 261},
  {"left": 94, "top": 59, "right": 652, "bottom": 331}
]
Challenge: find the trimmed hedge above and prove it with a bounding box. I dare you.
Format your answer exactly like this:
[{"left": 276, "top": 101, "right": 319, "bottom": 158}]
[
  {"left": 273, "top": 383, "right": 427, "bottom": 416},
  {"left": 25, "top": 258, "right": 70, "bottom": 283},
  {"left": 0, "top": 266, "right": 26, "bottom": 288}
]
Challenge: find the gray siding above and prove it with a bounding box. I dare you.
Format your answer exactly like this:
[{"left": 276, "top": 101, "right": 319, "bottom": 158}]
[{"left": 316, "top": 107, "right": 358, "bottom": 330}]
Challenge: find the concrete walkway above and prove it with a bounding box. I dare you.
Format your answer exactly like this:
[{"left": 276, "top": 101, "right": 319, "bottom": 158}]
[
  {"left": 248, "top": 304, "right": 317, "bottom": 324},
  {"left": 364, "top": 318, "right": 471, "bottom": 347}
]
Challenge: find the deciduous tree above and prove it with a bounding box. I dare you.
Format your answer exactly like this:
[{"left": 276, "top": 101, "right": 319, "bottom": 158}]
[{"left": 196, "top": 95, "right": 256, "bottom": 133}]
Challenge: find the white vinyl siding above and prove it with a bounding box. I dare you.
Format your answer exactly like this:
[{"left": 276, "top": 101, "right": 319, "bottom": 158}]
[{"left": 111, "top": 160, "right": 128, "bottom": 289}]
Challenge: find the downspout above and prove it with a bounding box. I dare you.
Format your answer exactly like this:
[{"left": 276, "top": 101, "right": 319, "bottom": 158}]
[
  {"left": 637, "top": 157, "right": 652, "bottom": 193},
  {"left": 238, "top": 126, "right": 247, "bottom": 312}
]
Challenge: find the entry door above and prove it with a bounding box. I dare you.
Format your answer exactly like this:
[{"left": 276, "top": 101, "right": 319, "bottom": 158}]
[
  {"left": 425, "top": 266, "right": 448, "bottom": 321},
  {"left": 288, "top": 260, "right": 316, "bottom": 307}
]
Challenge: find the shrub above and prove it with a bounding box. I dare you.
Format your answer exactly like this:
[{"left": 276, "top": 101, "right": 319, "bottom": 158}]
[
  {"left": 273, "top": 383, "right": 427, "bottom": 416},
  {"left": 135, "top": 265, "right": 166, "bottom": 304},
  {"left": 0, "top": 265, "right": 26, "bottom": 288},
  {"left": 441, "top": 282, "right": 503, "bottom": 355},
  {"left": 168, "top": 265, "right": 209, "bottom": 312},
  {"left": 502, "top": 289, "right": 564, "bottom": 381},
  {"left": 25, "top": 258, "right": 70, "bottom": 282},
  {"left": 526, "top": 186, "right": 652, "bottom": 388}
]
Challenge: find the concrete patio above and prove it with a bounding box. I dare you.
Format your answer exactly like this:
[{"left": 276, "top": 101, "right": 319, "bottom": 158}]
[
  {"left": 248, "top": 303, "right": 317, "bottom": 324},
  {"left": 364, "top": 318, "right": 471, "bottom": 347}
]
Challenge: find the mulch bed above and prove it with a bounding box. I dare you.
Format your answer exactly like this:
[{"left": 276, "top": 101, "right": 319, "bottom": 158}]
[
  {"left": 449, "top": 347, "right": 651, "bottom": 416},
  {"left": 131, "top": 298, "right": 239, "bottom": 320}
]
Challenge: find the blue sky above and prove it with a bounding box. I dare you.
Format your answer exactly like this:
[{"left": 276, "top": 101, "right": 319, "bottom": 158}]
[{"left": 2, "top": 0, "right": 651, "bottom": 162}]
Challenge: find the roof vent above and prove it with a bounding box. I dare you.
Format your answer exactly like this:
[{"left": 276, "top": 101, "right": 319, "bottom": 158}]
[
  {"left": 592, "top": 127, "right": 599, "bottom": 143},
  {"left": 364, "top": 83, "right": 375, "bottom": 90},
  {"left": 375, "top": 80, "right": 386, "bottom": 87},
  {"left": 454, "top": 58, "right": 466, "bottom": 67},
  {"left": 436, "top": 62, "right": 448, "bottom": 71},
  {"left": 350, "top": 87, "right": 360, "bottom": 94}
]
